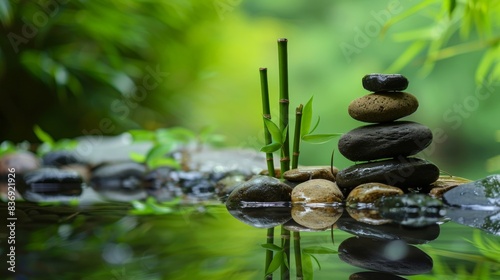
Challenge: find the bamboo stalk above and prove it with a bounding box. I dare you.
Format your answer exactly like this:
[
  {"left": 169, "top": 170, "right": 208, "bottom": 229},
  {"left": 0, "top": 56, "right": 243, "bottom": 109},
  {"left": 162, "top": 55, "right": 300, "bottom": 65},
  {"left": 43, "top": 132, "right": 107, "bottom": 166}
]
[
  {"left": 265, "top": 227, "right": 275, "bottom": 280},
  {"left": 278, "top": 38, "right": 290, "bottom": 175},
  {"left": 281, "top": 226, "right": 290, "bottom": 280},
  {"left": 259, "top": 67, "right": 276, "bottom": 178},
  {"left": 292, "top": 105, "right": 303, "bottom": 169}
]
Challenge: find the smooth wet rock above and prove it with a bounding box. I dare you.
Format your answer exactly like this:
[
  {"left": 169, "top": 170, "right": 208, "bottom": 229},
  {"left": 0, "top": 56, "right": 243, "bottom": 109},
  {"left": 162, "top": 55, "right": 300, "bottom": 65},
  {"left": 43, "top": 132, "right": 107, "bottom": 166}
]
[
  {"left": 283, "top": 166, "right": 337, "bottom": 182},
  {"left": 445, "top": 208, "right": 500, "bottom": 236},
  {"left": 346, "top": 208, "right": 392, "bottom": 225},
  {"left": 292, "top": 205, "right": 342, "bottom": 230},
  {"left": 376, "top": 194, "right": 445, "bottom": 227},
  {"left": 362, "top": 74, "right": 409, "bottom": 92},
  {"left": 291, "top": 179, "right": 344, "bottom": 204},
  {"left": 338, "top": 121, "right": 433, "bottom": 161},
  {"left": 443, "top": 175, "right": 500, "bottom": 208},
  {"left": 348, "top": 92, "right": 419, "bottom": 123},
  {"left": 90, "top": 162, "right": 147, "bottom": 201},
  {"left": 346, "top": 183, "right": 403, "bottom": 208},
  {"left": 18, "top": 168, "right": 83, "bottom": 202},
  {"left": 336, "top": 158, "right": 439, "bottom": 194},
  {"left": 226, "top": 175, "right": 292, "bottom": 209},
  {"left": 42, "top": 150, "right": 83, "bottom": 167},
  {"left": 338, "top": 237, "right": 433, "bottom": 275}
]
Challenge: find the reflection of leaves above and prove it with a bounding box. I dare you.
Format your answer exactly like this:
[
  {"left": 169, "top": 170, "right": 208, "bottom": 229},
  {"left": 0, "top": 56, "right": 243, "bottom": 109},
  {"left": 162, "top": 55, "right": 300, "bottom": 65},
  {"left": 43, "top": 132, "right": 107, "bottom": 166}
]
[{"left": 301, "top": 246, "right": 338, "bottom": 280}]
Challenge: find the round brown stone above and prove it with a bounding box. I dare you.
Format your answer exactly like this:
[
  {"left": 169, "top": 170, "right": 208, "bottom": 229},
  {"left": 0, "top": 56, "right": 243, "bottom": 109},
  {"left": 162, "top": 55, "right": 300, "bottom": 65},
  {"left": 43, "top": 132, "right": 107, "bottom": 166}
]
[
  {"left": 348, "top": 92, "right": 419, "bottom": 123},
  {"left": 292, "top": 205, "right": 343, "bottom": 229},
  {"left": 346, "top": 183, "right": 404, "bottom": 207},
  {"left": 291, "top": 179, "right": 344, "bottom": 204},
  {"left": 283, "top": 166, "right": 338, "bottom": 182}
]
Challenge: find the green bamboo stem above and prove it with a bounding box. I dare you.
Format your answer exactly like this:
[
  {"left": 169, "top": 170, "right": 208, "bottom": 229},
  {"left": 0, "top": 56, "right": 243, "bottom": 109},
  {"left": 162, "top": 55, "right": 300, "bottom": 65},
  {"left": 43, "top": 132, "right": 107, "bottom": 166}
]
[
  {"left": 293, "top": 231, "right": 303, "bottom": 279},
  {"left": 280, "top": 226, "right": 290, "bottom": 280},
  {"left": 292, "top": 105, "right": 303, "bottom": 169},
  {"left": 259, "top": 67, "right": 276, "bottom": 178},
  {"left": 278, "top": 38, "right": 290, "bottom": 175}
]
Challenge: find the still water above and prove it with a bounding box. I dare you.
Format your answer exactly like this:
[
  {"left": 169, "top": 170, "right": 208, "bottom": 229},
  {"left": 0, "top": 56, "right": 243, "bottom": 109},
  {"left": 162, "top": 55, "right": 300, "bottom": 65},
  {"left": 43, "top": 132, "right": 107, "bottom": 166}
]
[{"left": 1, "top": 200, "right": 499, "bottom": 280}]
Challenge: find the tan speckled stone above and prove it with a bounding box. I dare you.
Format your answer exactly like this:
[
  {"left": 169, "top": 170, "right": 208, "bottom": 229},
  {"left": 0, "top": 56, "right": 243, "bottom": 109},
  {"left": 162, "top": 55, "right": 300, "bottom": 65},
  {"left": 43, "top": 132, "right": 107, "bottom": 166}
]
[
  {"left": 291, "top": 179, "right": 344, "bottom": 204},
  {"left": 348, "top": 92, "right": 418, "bottom": 123},
  {"left": 283, "top": 166, "right": 338, "bottom": 182},
  {"left": 292, "top": 205, "right": 343, "bottom": 230},
  {"left": 346, "top": 183, "right": 403, "bottom": 207}
]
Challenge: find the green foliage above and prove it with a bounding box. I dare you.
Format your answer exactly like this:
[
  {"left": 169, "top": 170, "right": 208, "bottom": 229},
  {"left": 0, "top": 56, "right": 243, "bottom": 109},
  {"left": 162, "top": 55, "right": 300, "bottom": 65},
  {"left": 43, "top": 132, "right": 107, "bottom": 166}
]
[
  {"left": 260, "top": 118, "right": 288, "bottom": 153},
  {"left": 300, "top": 96, "right": 342, "bottom": 144},
  {"left": 0, "top": 140, "right": 17, "bottom": 157},
  {"left": 384, "top": 0, "right": 500, "bottom": 84},
  {"left": 33, "top": 125, "right": 78, "bottom": 156}
]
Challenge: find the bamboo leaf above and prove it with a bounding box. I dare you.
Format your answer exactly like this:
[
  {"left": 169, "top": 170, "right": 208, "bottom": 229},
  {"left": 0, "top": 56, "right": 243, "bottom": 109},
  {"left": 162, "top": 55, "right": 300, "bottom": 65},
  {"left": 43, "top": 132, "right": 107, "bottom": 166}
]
[
  {"left": 302, "top": 133, "right": 342, "bottom": 144},
  {"left": 261, "top": 243, "right": 283, "bottom": 252},
  {"left": 309, "top": 116, "right": 320, "bottom": 134},
  {"left": 129, "top": 152, "right": 146, "bottom": 163},
  {"left": 147, "top": 157, "right": 181, "bottom": 169},
  {"left": 33, "top": 125, "right": 55, "bottom": 146},
  {"left": 303, "top": 246, "right": 338, "bottom": 254},
  {"left": 310, "top": 254, "right": 322, "bottom": 270},
  {"left": 129, "top": 130, "right": 156, "bottom": 141},
  {"left": 264, "top": 117, "right": 282, "bottom": 144},
  {"left": 382, "top": 0, "right": 436, "bottom": 35},
  {"left": 281, "top": 125, "right": 289, "bottom": 145},
  {"left": 386, "top": 40, "right": 427, "bottom": 73},
  {"left": 266, "top": 251, "right": 283, "bottom": 275},
  {"left": 476, "top": 47, "right": 497, "bottom": 83},
  {"left": 283, "top": 252, "right": 290, "bottom": 269},
  {"left": 301, "top": 96, "right": 314, "bottom": 138},
  {"left": 302, "top": 253, "right": 313, "bottom": 280},
  {"left": 448, "top": 0, "right": 456, "bottom": 17},
  {"left": 260, "top": 142, "right": 282, "bottom": 153}
]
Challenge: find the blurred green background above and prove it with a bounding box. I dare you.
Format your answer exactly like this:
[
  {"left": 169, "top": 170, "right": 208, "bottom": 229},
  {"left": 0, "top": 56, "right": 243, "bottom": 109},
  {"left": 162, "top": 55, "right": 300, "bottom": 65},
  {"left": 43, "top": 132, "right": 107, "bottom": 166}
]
[{"left": 1, "top": 0, "right": 499, "bottom": 179}]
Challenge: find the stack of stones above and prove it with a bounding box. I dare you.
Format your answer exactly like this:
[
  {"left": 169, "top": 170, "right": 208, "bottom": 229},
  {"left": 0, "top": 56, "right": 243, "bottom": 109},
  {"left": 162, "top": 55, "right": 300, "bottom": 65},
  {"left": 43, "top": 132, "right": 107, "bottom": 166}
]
[{"left": 336, "top": 74, "right": 440, "bottom": 196}]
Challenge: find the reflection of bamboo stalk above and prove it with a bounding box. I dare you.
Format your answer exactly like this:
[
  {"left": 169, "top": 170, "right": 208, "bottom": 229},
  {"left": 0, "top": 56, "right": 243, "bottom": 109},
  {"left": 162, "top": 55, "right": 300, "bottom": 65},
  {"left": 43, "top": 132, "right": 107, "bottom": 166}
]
[
  {"left": 281, "top": 226, "right": 290, "bottom": 280},
  {"left": 260, "top": 68, "right": 276, "bottom": 279},
  {"left": 293, "top": 231, "right": 303, "bottom": 279},
  {"left": 265, "top": 227, "right": 274, "bottom": 280}
]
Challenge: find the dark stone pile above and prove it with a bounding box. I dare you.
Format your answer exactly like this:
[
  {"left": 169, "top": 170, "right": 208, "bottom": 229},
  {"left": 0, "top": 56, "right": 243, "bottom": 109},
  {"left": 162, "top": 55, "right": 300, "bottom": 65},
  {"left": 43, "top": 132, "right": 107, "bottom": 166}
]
[{"left": 337, "top": 74, "right": 440, "bottom": 195}]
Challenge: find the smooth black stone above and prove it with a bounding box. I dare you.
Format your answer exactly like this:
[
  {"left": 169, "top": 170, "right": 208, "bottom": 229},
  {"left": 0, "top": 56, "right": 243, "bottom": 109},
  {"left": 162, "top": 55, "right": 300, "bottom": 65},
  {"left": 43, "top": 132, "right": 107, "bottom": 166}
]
[
  {"left": 91, "top": 162, "right": 146, "bottom": 191},
  {"left": 445, "top": 208, "right": 500, "bottom": 236},
  {"left": 362, "top": 74, "right": 409, "bottom": 92},
  {"left": 225, "top": 175, "right": 292, "bottom": 209},
  {"left": 376, "top": 194, "right": 445, "bottom": 227},
  {"left": 338, "top": 121, "right": 433, "bottom": 161},
  {"left": 336, "top": 158, "right": 439, "bottom": 194},
  {"left": 339, "top": 236, "right": 433, "bottom": 275},
  {"left": 19, "top": 168, "right": 83, "bottom": 200},
  {"left": 42, "top": 150, "right": 83, "bottom": 167},
  {"left": 443, "top": 175, "right": 500, "bottom": 208}
]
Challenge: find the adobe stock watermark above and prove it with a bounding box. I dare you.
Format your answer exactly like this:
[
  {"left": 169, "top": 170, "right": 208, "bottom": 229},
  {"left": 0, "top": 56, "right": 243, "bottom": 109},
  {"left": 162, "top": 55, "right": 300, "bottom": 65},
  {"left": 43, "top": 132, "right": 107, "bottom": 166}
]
[
  {"left": 75, "top": 65, "right": 169, "bottom": 158},
  {"left": 213, "top": 0, "right": 242, "bottom": 20},
  {"left": 7, "top": 0, "right": 69, "bottom": 54},
  {"left": 340, "top": 0, "right": 403, "bottom": 63},
  {"left": 384, "top": 81, "right": 496, "bottom": 185}
]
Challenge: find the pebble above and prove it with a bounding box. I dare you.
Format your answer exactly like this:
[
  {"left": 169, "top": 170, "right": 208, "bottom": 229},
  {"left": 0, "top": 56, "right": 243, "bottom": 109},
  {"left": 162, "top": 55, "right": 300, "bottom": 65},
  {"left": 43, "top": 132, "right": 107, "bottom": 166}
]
[
  {"left": 346, "top": 183, "right": 403, "bottom": 208},
  {"left": 445, "top": 207, "right": 499, "bottom": 236},
  {"left": 429, "top": 176, "right": 470, "bottom": 198},
  {"left": 291, "top": 179, "right": 344, "bottom": 204},
  {"left": 225, "top": 175, "right": 292, "bottom": 209},
  {"left": 291, "top": 205, "right": 343, "bottom": 230},
  {"left": 348, "top": 92, "right": 419, "bottom": 123},
  {"left": 227, "top": 207, "right": 291, "bottom": 229},
  {"left": 338, "top": 237, "right": 433, "bottom": 275},
  {"left": 283, "top": 166, "right": 338, "bottom": 182},
  {"left": 443, "top": 174, "right": 500, "bottom": 208},
  {"left": 90, "top": 162, "right": 147, "bottom": 202},
  {"left": 362, "top": 74, "right": 409, "bottom": 92},
  {"left": 346, "top": 208, "right": 392, "bottom": 225},
  {"left": 338, "top": 121, "right": 433, "bottom": 161},
  {"left": 336, "top": 157, "right": 439, "bottom": 194},
  {"left": 19, "top": 168, "right": 83, "bottom": 202}
]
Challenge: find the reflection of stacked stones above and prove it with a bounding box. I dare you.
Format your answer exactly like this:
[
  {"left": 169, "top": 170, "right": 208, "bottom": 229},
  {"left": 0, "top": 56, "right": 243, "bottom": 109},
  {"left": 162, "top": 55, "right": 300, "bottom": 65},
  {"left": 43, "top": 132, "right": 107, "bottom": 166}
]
[{"left": 337, "top": 74, "right": 440, "bottom": 195}]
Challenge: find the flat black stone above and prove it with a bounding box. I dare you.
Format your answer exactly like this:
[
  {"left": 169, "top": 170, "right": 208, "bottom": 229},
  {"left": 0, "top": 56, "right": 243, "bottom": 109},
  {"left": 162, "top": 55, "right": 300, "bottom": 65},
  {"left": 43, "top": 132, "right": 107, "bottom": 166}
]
[
  {"left": 19, "top": 168, "right": 83, "bottom": 197},
  {"left": 336, "top": 158, "right": 439, "bottom": 194},
  {"left": 338, "top": 236, "right": 433, "bottom": 275},
  {"left": 362, "top": 73, "right": 409, "bottom": 92},
  {"left": 338, "top": 121, "right": 433, "bottom": 161}
]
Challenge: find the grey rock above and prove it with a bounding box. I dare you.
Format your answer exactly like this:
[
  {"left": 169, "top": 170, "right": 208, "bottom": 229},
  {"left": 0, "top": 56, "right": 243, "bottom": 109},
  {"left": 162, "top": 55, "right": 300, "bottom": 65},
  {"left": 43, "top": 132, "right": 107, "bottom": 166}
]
[
  {"left": 19, "top": 168, "right": 83, "bottom": 202},
  {"left": 443, "top": 174, "right": 500, "bottom": 209},
  {"left": 446, "top": 208, "right": 500, "bottom": 236},
  {"left": 376, "top": 194, "right": 445, "bottom": 227},
  {"left": 338, "top": 121, "right": 433, "bottom": 161},
  {"left": 336, "top": 157, "right": 439, "bottom": 194},
  {"left": 90, "top": 162, "right": 147, "bottom": 201}
]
